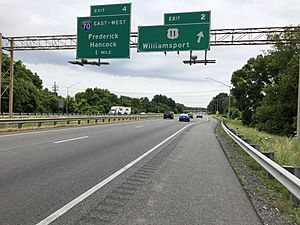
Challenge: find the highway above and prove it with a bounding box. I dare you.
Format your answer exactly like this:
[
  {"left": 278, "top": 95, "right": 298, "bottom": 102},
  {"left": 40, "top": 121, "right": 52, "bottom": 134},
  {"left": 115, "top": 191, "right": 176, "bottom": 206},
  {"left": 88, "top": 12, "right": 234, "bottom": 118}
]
[{"left": 0, "top": 117, "right": 262, "bottom": 225}]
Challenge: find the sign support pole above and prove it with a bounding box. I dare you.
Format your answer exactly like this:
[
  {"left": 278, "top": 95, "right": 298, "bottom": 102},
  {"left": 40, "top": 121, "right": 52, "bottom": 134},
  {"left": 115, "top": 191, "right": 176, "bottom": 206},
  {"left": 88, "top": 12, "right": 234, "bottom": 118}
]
[
  {"left": 0, "top": 33, "right": 2, "bottom": 114},
  {"left": 297, "top": 56, "right": 300, "bottom": 143},
  {"left": 9, "top": 38, "right": 14, "bottom": 118}
]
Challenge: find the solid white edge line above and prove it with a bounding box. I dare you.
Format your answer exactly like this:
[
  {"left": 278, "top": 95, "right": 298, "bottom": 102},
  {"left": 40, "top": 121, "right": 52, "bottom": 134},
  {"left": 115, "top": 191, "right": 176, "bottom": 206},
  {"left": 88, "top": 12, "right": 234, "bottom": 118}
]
[
  {"left": 36, "top": 123, "right": 192, "bottom": 225},
  {"left": 54, "top": 136, "right": 89, "bottom": 144}
]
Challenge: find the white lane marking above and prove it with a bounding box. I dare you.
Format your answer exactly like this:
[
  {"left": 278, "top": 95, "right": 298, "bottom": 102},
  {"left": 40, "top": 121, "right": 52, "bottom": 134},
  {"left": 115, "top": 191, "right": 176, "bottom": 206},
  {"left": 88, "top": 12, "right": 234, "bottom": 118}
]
[
  {"left": 36, "top": 123, "right": 192, "bottom": 225},
  {"left": 54, "top": 136, "right": 89, "bottom": 144},
  {"left": 135, "top": 125, "right": 144, "bottom": 128}
]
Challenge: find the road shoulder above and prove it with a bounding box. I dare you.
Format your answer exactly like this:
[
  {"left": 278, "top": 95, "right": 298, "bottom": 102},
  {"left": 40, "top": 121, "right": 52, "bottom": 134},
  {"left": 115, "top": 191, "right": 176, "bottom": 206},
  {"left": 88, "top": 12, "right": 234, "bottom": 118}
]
[{"left": 105, "top": 121, "right": 263, "bottom": 225}]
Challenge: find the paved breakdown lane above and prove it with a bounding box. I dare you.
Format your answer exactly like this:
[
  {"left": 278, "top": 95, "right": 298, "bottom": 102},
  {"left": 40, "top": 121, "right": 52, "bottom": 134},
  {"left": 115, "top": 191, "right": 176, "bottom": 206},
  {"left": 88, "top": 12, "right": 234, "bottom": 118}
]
[
  {"left": 109, "top": 120, "right": 263, "bottom": 225},
  {"left": 0, "top": 117, "right": 262, "bottom": 225}
]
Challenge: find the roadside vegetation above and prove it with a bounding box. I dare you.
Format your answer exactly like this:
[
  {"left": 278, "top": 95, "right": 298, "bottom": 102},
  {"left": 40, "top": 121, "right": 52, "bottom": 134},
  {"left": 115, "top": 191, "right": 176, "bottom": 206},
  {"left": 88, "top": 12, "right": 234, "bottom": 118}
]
[
  {"left": 224, "top": 118, "right": 300, "bottom": 167},
  {"left": 208, "top": 26, "right": 300, "bottom": 166},
  {"left": 208, "top": 26, "right": 300, "bottom": 137}
]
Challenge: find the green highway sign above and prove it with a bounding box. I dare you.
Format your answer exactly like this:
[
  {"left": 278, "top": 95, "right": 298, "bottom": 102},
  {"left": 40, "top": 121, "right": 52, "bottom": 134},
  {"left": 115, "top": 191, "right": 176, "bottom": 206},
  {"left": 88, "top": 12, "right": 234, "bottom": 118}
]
[
  {"left": 91, "top": 3, "right": 131, "bottom": 16},
  {"left": 164, "top": 11, "right": 210, "bottom": 25},
  {"left": 138, "top": 23, "right": 210, "bottom": 52},
  {"left": 77, "top": 15, "right": 130, "bottom": 59}
]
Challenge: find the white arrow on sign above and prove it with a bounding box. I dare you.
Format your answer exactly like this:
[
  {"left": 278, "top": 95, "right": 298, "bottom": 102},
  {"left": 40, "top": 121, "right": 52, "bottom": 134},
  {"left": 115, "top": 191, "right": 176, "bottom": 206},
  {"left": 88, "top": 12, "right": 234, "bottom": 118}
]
[{"left": 197, "top": 31, "right": 204, "bottom": 43}]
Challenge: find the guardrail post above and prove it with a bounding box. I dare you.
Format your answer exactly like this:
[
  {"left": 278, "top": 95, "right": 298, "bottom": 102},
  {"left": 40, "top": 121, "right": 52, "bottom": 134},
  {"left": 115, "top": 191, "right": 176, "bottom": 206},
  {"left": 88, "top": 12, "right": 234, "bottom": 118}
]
[
  {"left": 282, "top": 166, "right": 300, "bottom": 206},
  {"left": 237, "top": 134, "right": 244, "bottom": 139},
  {"left": 87, "top": 120, "right": 90, "bottom": 124},
  {"left": 95, "top": 119, "right": 98, "bottom": 124},
  {"left": 67, "top": 121, "right": 70, "bottom": 125},
  {"left": 54, "top": 122, "right": 57, "bottom": 126},
  {"left": 78, "top": 120, "right": 81, "bottom": 125},
  {"left": 262, "top": 152, "right": 275, "bottom": 161},
  {"left": 250, "top": 144, "right": 260, "bottom": 150},
  {"left": 38, "top": 122, "right": 42, "bottom": 127},
  {"left": 243, "top": 138, "right": 251, "bottom": 144},
  {"left": 262, "top": 152, "right": 275, "bottom": 179},
  {"left": 18, "top": 123, "right": 22, "bottom": 129}
]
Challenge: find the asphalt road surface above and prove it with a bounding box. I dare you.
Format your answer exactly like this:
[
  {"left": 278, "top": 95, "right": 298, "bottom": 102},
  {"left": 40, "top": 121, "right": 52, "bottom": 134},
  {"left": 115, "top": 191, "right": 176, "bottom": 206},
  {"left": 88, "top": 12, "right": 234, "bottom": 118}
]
[{"left": 0, "top": 117, "right": 262, "bottom": 225}]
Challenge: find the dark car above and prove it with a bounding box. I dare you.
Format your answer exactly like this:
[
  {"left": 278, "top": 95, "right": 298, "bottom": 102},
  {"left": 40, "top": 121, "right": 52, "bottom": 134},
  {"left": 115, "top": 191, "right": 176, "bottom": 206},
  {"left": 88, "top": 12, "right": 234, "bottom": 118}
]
[
  {"left": 179, "top": 114, "right": 190, "bottom": 122},
  {"left": 188, "top": 112, "right": 193, "bottom": 119},
  {"left": 164, "top": 111, "right": 174, "bottom": 119}
]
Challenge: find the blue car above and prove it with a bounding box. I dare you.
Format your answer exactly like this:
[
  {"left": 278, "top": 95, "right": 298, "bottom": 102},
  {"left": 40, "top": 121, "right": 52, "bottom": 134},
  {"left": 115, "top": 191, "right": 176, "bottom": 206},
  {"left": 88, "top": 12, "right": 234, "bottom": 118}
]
[{"left": 179, "top": 114, "right": 190, "bottom": 122}]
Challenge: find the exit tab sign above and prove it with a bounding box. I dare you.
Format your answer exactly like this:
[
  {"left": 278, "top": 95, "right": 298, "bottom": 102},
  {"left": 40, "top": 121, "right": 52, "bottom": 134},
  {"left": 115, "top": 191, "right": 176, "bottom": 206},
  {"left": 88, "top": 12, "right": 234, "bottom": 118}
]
[
  {"left": 164, "top": 11, "right": 210, "bottom": 25},
  {"left": 91, "top": 3, "right": 131, "bottom": 16}
]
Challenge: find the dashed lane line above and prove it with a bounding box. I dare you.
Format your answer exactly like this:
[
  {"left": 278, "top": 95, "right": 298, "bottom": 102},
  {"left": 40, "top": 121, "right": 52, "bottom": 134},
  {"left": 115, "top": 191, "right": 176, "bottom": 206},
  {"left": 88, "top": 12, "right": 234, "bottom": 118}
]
[
  {"left": 54, "top": 136, "right": 89, "bottom": 144},
  {"left": 36, "top": 123, "right": 192, "bottom": 225}
]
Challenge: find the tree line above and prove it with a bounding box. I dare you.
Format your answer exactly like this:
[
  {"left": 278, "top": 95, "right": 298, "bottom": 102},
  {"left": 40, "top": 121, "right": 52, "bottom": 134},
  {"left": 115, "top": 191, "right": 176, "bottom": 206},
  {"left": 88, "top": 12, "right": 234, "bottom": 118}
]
[
  {"left": 207, "top": 26, "right": 300, "bottom": 136},
  {"left": 0, "top": 54, "right": 186, "bottom": 115}
]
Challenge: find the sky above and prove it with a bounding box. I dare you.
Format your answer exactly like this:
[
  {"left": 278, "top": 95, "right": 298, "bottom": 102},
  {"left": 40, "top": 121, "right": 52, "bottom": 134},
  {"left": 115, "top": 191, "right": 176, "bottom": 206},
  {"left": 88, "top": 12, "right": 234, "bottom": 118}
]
[{"left": 0, "top": 0, "right": 299, "bottom": 107}]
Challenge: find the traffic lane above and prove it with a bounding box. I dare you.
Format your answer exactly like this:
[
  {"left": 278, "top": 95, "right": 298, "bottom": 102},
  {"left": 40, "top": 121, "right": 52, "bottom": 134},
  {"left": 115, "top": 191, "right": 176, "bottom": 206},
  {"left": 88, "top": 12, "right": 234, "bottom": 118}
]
[
  {"left": 0, "top": 119, "right": 179, "bottom": 176},
  {"left": 0, "top": 119, "right": 169, "bottom": 152},
  {"left": 0, "top": 118, "right": 181, "bottom": 186},
  {"left": 0, "top": 119, "right": 190, "bottom": 225},
  {"left": 111, "top": 120, "right": 262, "bottom": 225}
]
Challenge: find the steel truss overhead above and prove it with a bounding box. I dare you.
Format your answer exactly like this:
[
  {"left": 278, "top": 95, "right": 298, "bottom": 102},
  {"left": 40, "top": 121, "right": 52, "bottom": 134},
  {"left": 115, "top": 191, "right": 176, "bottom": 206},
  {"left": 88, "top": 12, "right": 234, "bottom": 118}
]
[{"left": 1, "top": 26, "right": 300, "bottom": 51}]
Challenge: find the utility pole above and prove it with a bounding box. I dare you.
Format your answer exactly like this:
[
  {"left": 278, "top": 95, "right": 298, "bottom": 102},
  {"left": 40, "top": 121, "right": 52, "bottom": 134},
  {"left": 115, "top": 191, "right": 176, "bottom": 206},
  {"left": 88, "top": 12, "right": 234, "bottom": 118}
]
[
  {"left": 65, "top": 82, "right": 80, "bottom": 115},
  {"left": 0, "top": 33, "right": 2, "bottom": 114},
  {"left": 52, "top": 81, "right": 59, "bottom": 95},
  {"left": 8, "top": 38, "right": 14, "bottom": 118},
  {"left": 205, "top": 77, "right": 231, "bottom": 118}
]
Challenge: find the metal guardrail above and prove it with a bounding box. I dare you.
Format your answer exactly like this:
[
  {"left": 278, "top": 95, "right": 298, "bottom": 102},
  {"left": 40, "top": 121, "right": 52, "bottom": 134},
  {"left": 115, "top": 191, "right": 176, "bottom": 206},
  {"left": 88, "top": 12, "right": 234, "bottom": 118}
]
[
  {"left": 221, "top": 121, "right": 300, "bottom": 200},
  {"left": 0, "top": 112, "right": 106, "bottom": 117},
  {"left": 0, "top": 115, "right": 162, "bottom": 128}
]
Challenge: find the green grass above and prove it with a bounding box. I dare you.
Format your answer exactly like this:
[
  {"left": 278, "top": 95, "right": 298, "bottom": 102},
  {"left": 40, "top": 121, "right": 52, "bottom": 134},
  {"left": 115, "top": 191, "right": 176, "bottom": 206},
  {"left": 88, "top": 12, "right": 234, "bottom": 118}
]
[{"left": 224, "top": 119, "right": 300, "bottom": 167}]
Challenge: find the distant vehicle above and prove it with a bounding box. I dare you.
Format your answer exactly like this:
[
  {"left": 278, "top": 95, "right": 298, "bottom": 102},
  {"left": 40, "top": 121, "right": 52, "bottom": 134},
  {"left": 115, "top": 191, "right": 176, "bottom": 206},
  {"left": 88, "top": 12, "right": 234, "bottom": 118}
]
[
  {"left": 140, "top": 112, "right": 146, "bottom": 115},
  {"left": 125, "top": 107, "right": 131, "bottom": 115},
  {"left": 179, "top": 114, "right": 190, "bottom": 122},
  {"left": 164, "top": 111, "right": 174, "bottom": 119},
  {"left": 108, "top": 106, "right": 131, "bottom": 115},
  {"left": 188, "top": 112, "right": 193, "bottom": 119},
  {"left": 196, "top": 112, "right": 204, "bottom": 118}
]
